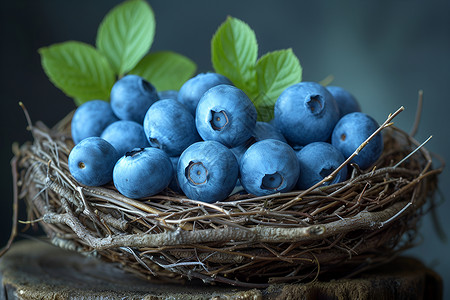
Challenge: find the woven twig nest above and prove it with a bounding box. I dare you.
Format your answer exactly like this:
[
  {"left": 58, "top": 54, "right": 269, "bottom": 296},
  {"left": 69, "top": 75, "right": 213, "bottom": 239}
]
[{"left": 13, "top": 109, "right": 442, "bottom": 288}]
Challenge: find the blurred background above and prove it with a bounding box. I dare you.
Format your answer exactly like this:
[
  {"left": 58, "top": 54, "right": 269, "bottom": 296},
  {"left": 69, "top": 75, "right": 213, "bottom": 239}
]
[{"left": 1, "top": 0, "right": 449, "bottom": 296}]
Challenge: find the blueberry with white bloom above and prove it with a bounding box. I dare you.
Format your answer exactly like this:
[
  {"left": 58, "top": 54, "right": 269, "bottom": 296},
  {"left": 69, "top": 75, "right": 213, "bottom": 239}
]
[
  {"left": 100, "top": 120, "right": 149, "bottom": 157},
  {"left": 296, "top": 142, "right": 347, "bottom": 190},
  {"left": 240, "top": 139, "right": 299, "bottom": 196},
  {"left": 71, "top": 100, "right": 118, "bottom": 144},
  {"left": 177, "top": 141, "right": 238, "bottom": 203},
  {"left": 196, "top": 84, "right": 257, "bottom": 148},
  {"left": 143, "top": 99, "right": 201, "bottom": 156},
  {"left": 331, "top": 112, "right": 383, "bottom": 170},
  {"left": 274, "top": 82, "right": 340, "bottom": 147},
  {"left": 253, "top": 121, "right": 287, "bottom": 143},
  {"left": 68, "top": 137, "right": 119, "bottom": 186},
  {"left": 110, "top": 74, "right": 159, "bottom": 123},
  {"left": 113, "top": 148, "right": 173, "bottom": 199},
  {"left": 178, "top": 72, "right": 232, "bottom": 115},
  {"left": 157, "top": 89, "right": 179, "bottom": 101},
  {"left": 326, "top": 86, "right": 361, "bottom": 118},
  {"left": 229, "top": 137, "right": 256, "bottom": 165}
]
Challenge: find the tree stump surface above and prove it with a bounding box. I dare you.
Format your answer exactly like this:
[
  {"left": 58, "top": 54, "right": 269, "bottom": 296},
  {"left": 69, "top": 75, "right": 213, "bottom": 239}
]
[{"left": 0, "top": 240, "right": 442, "bottom": 300}]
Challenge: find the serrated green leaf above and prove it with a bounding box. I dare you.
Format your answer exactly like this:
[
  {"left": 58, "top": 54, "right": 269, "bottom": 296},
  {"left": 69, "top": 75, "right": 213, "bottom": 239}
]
[
  {"left": 96, "top": 0, "right": 155, "bottom": 76},
  {"left": 130, "top": 51, "right": 196, "bottom": 91},
  {"left": 255, "top": 49, "right": 302, "bottom": 104},
  {"left": 211, "top": 16, "right": 258, "bottom": 99},
  {"left": 39, "top": 41, "right": 115, "bottom": 104}
]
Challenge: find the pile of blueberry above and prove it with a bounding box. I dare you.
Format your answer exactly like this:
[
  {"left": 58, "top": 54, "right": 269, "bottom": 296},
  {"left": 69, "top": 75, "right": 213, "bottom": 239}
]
[{"left": 68, "top": 73, "right": 383, "bottom": 203}]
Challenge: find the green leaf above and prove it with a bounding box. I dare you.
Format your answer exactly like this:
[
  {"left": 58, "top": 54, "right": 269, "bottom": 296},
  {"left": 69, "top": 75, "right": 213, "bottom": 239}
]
[
  {"left": 253, "top": 93, "right": 275, "bottom": 122},
  {"left": 211, "top": 16, "right": 258, "bottom": 99},
  {"left": 255, "top": 48, "right": 302, "bottom": 104},
  {"left": 39, "top": 41, "right": 115, "bottom": 104},
  {"left": 96, "top": 0, "right": 155, "bottom": 76},
  {"left": 73, "top": 98, "right": 85, "bottom": 106},
  {"left": 130, "top": 51, "right": 197, "bottom": 91}
]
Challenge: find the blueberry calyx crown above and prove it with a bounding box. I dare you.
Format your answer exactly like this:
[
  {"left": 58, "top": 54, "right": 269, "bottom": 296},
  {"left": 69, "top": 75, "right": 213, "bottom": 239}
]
[
  {"left": 210, "top": 110, "right": 229, "bottom": 131},
  {"left": 260, "top": 172, "right": 283, "bottom": 190},
  {"left": 139, "top": 78, "right": 156, "bottom": 94},
  {"left": 186, "top": 161, "right": 208, "bottom": 185},
  {"left": 306, "top": 95, "right": 324, "bottom": 115},
  {"left": 125, "top": 148, "right": 145, "bottom": 157},
  {"left": 319, "top": 167, "right": 334, "bottom": 179},
  {"left": 149, "top": 137, "right": 161, "bottom": 148}
]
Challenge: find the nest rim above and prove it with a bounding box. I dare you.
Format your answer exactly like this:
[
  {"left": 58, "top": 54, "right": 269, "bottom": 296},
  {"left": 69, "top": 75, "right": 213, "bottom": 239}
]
[{"left": 8, "top": 106, "right": 444, "bottom": 288}]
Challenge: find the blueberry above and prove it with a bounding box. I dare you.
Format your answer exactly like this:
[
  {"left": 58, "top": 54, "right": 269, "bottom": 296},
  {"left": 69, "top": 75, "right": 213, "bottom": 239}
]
[
  {"left": 331, "top": 112, "right": 383, "bottom": 170},
  {"left": 143, "top": 99, "right": 201, "bottom": 156},
  {"left": 157, "top": 90, "right": 178, "bottom": 100},
  {"left": 274, "top": 82, "right": 340, "bottom": 146},
  {"left": 295, "top": 142, "right": 348, "bottom": 190},
  {"left": 110, "top": 74, "right": 159, "bottom": 123},
  {"left": 113, "top": 147, "right": 173, "bottom": 199},
  {"left": 229, "top": 121, "right": 286, "bottom": 167},
  {"left": 178, "top": 72, "right": 233, "bottom": 115},
  {"left": 168, "top": 156, "right": 182, "bottom": 193},
  {"left": 177, "top": 141, "right": 239, "bottom": 203},
  {"left": 229, "top": 137, "right": 256, "bottom": 165},
  {"left": 100, "top": 120, "right": 149, "bottom": 156},
  {"left": 253, "top": 121, "right": 287, "bottom": 143},
  {"left": 71, "top": 100, "right": 119, "bottom": 144},
  {"left": 195, "top": 84, "right": 257, "bottom": 148},
  {"left": 68, "top": 137, "right": 119, "bottom": 186},
  {"left": 326, "top": 86, "right": 361, "bottom": 118},
  {"left": 240, "top": 139, "right": 299, "bottom": 196}
]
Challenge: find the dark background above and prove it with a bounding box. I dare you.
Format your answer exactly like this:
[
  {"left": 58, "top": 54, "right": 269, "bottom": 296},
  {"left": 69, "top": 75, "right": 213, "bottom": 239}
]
[{"left": 1, "top": 0, "right": 449, "bottom": 297}]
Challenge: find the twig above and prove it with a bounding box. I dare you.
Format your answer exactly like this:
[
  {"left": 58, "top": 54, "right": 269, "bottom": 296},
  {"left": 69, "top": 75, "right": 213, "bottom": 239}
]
[
  {"left": 0, "top": 157, "right": 20, "bottom": 257},
  {"left": 393, "top": 135, "right": 432, "bottom": 168},
  {"left": 275, "top": 106, "right": 405, "bottom": 211},
  {"left": 410, "top": 89, "right": 423, "bottom": 137},
  {"left": 19, "top": 102, "right": 35, "bottom": 139}
]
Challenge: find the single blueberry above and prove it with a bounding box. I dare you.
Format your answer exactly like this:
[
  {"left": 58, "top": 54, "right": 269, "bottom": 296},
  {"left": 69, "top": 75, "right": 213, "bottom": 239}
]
[
  {"left": 195, "top": 85, "right": 257, "bottom": 148},
  {"left": 326, "top": 86, "right": 361, "bottom": 118},
  {"left": 110, "top": 74, "right": 159, "bottom": 123},
  {"left": 100, "top": 120, "right": 149, "bottom": 156},
  {"left": 296, "top": 142, "right": 348, "bottom": 190},
  {"left": 178, "top": 73, "right": 233, "bottom": 115},
  {"left": 177, "top": 141, "right": 239, "bottom": 203},
  {"left": 157, "top": 90, "right": 179, "bottom": 100},
  {"left": 143, "top": 99, "right": 201, "bottom": 156},
  {"left": 71, "top": 100, "right": 119, "bottom": 144},
  {"left": 113, "top": 147, "right": 173, "bottom": 199},
  {"left": 274, "top": 82, "right": 340, "bottom": 147},
  {"left": 253, "top": 121, "right": 287, "bottom": 143},
  {"left": 68, "top": 137, "right": 119, "bottom": 186},
  {"left": 240, "top": 139, "right": 299, "bottom": 196},
  {"left": 331, "top": 112, "right": 383, "bottom": 170}
]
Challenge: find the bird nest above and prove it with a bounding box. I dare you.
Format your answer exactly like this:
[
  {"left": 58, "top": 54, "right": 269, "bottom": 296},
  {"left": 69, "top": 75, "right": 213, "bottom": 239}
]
[{"left": 10, "top": 106, "right": 442, "bottom": 288}]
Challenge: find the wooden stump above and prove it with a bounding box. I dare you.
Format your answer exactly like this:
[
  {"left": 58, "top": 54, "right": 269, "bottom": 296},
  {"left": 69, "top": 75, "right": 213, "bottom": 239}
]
[{"left": 0, "top": 240, "right": 442, "bottom": 299}]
